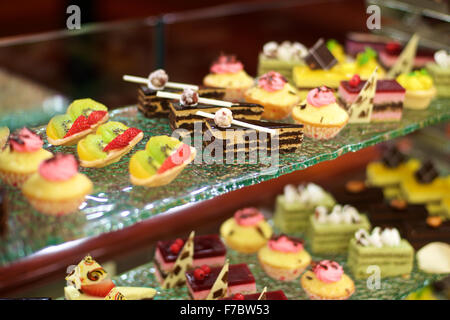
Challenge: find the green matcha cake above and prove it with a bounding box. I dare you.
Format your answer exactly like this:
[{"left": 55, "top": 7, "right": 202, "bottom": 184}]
[
  {"left": 307, "top": 205, "right": 371, "bottom": 254},
  {"left": 347, "top": 227, "right": 414, "bottom": 279},
  {"left": 425, "top": 61, "right": 450, "bottom": 98},
  {"left": 273, "top": 183, "right": 336, "bottom": 233}
]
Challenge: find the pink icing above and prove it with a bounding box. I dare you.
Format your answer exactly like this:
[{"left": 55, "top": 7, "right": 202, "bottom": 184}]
[
  {"left": 306, "top": 86, "right": 336, "bottom": 107},
  {"left": 210, "top": 55, "right": 244, "bottom": 74},
  {"left": 234, "top": 208, "right": 264, "bottom": 227},
  {"left": 268, "top": 236, "right": 303, "bottom": 253},
  {"left": 313, "top": 260, "right": 344, "bottom": 283},
  {"left": 9, "top": 128, "right": 43, "bottom": 152},
  {"left": 258, "top": 71, "right": 287, "bottom": 92},
  {"left": 39, "top": 153, "right": 78, "bottom": 182}
]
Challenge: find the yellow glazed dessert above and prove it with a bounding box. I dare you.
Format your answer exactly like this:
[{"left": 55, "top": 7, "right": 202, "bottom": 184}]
[
  {"left": 326, "top": 39, "right": 346, "bottom": 63},
  {"left": 46, "top": 98, "right": 109, "bottom": 146},
  {"left": 292, "top": 86, "right": 348, "bottom": 140},
  {"left": 258, "top": 235, "right": 311, "bottom": 281},
  {"left": 301, "top": 260, "right": 355, "bottom": 300},
  {"left": 396, "top": 69, "right": 437, "bottom": 109},
  {"left": 220, "top": 207, "right": 273, "bottom": 253},
  {"left": 244, "top": 71, "right": 299, "bottom": 120},
  {"left": 77, "top": 121, "right": 143, "bottom": 168},
  {"left": 22, "top": 154, "right": 93, "bottom": 216},
  {"left": 203, "top": 54, "right": 254, "bottom": 102},
  {"left": 0, "top": 128, "right": 53, "bottom": 187}
]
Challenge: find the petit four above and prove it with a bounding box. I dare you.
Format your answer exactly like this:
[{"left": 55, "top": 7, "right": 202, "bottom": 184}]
[
  {"left": 244, "top": 71, "right": 299, "bottom": 120},
  {"left": 0, "top": 128, "right": 53, "bottom": 187},
  {"left": 386, "top": 33, "right": 419, "bottom": 79},
  {"left": 416, "top": 242, "right": 450, "bottom": 274},
  {"left": 206, "top": 261, "right": 229, "bottom": 300},
  {"left": 292, "top": 86, "right": 349, "bottom": 140},
  {"left": 221, "top": 290, "right": 288, "bottom": 300},
  {"left": 0, "top": 187, "right": 8, "bottom": 236},
  {"left": 203, "top": 109, "right": 303, "bottom": 157},
  {"left": 220, "top": 207, "right": 272, "bottom": 254},
  {"left": 274, "top": 183, "right": 336, "bottom": 233},
  {"left": 46, "top": 98, "right": 109, "bottom": 146},
  {"left": 347, "top": 227, "right": 414, "bottom": 279},
  {"left": 154, "top": 234, "right": 226, "bottom": 284},
  {"left": 307, "top": 204, "right": 371, "bottom": 254},
  {"left": 396, "top": 69, "right": 436, "bottom": 110},
  {"left": 129, "top": 135, "right": 196, "bottom": 187},
  {"left": 425, "top": 50, "right": 450, "bottom": 98},
  {"left": 185, "top": 263, "right": 256, "bottom": 300},
  {"left": 77, "top": 121, "right": 143, "bottom": 168},
  {"left": 257, "top": 41, "right": 307, "bottom": 84},
  {"left": 366, "top": 145, "right": 420, "bottom": 187},
  {"left": 0, "top": 127, "right": 9, "bottom": 149},
  {"left": 22, "top": 154, "right": 93, "bottom": 216},
  {"left": 258, "top": 235, "right": 311, "bottom": 281},
  {"left": 300, "top": 260, "right": 355, "bottom": 300},
  {"left": 203, "top": 54, "right": 254, "bottom": 101}
]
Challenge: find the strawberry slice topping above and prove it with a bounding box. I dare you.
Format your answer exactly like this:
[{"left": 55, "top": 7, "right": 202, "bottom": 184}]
[
  {"left": 157, "top": 143, "right": 191, "bottom": 174},
  {"left": 81, "top": 279, "right": 115, "bottom": 297},
  {"left": 103, "top": 127, "right": 142, "bottom": 152},
  {"left": 64, "top": 115, "right": 90, "bottom": 138},
  {"left": 87, "top": 110, "right": 107, "bottom": 125}
]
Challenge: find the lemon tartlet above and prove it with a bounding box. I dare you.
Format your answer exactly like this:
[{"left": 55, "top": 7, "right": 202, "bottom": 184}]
[
  {"left": 203, "top": 54, "right": 254, "bottom": 102},
  {"left": 22, "top": 154, "right": 93, "bottom": 216},
  {"left": 0, "top": 128, "right": 53, "bottom": 187},
  {"left": 244, "top": 71, "right": 299, "bottom": 120},
  {"left": 292, "top": 86, "right": 348, "bottom": 140},
  {"left": 396, "top": 69, "right": 437, "bottom": 110}
]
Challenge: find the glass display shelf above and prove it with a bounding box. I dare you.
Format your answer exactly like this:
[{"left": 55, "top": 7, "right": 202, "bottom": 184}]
[{"left": 1, "top": 98, "right": 449, "bottom": 267}]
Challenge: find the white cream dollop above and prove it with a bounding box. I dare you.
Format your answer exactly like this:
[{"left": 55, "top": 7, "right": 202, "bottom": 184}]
[
  {"left": 356, "top": 227, "right": 402, "bottom": 248},
  {"left": 148, "top": 69, "right": 168, "bottom": 90},
  {"left": 298, "top": 183, "right": 326, "bottom": 204},
  {"left": 314, "top": 204, "right": 361, "bottom": 224},
  {"left": 314, "top": 206, "right": 328, "bottom": 224},
  {"left": 355, "top": 229, "right": 371, "bottom": 247},
  {"left": 380, "top": 228, "right": 401, "bottom": 247},
  {"left": 284, "top": 184, "right": 300, "bottom": 204},
  {"left": 263, "top": 41, "right": 307, "bottom": 62},
  {"left": 214, "top": 108, "right": 233, "bottom": 128},
  {"left": 434, "top": 50, "right": 450, "bottom": 69},
  {"left": 263, "top": 41, "right": 279, "bottom": 58}
]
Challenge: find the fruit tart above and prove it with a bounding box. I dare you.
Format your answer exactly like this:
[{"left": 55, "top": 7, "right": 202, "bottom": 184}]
[
  {"left": 46, "top": 98, "right": 109, "bottom": 146},
  {"left": 129, "top": 135, "right": 196, "bottom": 187},
  {"left": 77, "top": 121, "right": 143, "bottom": 168}
]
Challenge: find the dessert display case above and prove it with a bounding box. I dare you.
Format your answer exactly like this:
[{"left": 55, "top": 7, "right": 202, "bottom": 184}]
[{"left": 0, "top": 0, "right": 448, "bottom": 299}]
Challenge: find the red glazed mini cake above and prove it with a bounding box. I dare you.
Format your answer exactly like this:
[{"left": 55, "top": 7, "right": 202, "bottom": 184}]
[
  {"left": 153, "top": 234, "right": 226, "bottom": 284},
  {"left": 222, "top": 290, "right": 288, "bottom": 300},
  {"left": 300, "top": 260, "right": 355, "bottom": 300},
  {"left": 220, "top": 207, "right": 273, "bottom": 253},
  {"left": 258, "top": 235, "right": 311, "bottom": 281},
  {"left": 186, "top": 263, "right": 256, "bottom": 300},
  {"left": 338, "top": 77, "right": 405, "bottom": 122},
  {"left": 21, "top": 153, "right": 93, "bottom": 216},
  {"left": 379, "top": 41, "right": 435, "bottom": 70},
  {"left": 0, "top": 128, "right": 53, "bottom": 187}
]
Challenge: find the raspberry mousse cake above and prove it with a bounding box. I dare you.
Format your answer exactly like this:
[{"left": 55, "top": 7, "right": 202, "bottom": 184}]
[
  {"left": 338, "top": 77, "right": 405, "bottom": 122},
  {"left": 186, "top": 263, "right": 256, "bottom": 300},
  {"left": 222, "top": 290, "right": 288, "bottom": 300},
  {"left": 154, "top": 234, "right": 226, "bottom": 284}
]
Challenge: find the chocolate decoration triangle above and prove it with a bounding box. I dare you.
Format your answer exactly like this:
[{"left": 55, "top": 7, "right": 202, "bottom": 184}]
[
  {"left": 348, "top": 68, "right": 378, "bottom": 123},
  {"left": 206, "top": 260, "right": 229, "bottom": 300},
  {"left": 387, "top": 34, "right": 419, "bottom": 79},
  {"left": 257, "top": 287, "right": 268, "bottom": 300},
  {"left": 104, "top": 287, "right": 127, "bottom": 300},
  {"left": 162, "top": 231, "right": 195, "bottom": 289},
  {"left": 304, "top": 38, "right": 337, "bottom": 70}
]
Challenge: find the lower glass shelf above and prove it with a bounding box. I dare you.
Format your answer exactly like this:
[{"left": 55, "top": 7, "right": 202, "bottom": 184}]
[{"left": 1, "top": 99, "right": 449, "bottom": 266}]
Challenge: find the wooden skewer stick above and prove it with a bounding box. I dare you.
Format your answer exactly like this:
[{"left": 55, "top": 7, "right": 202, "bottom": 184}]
[
  {"left": 196, "top": 111, "right": 277, "bottom": 135},
  {"left": 122, "top": 75, "right": 199, "bottom": 90},
  {"left": 257, "top": 287, "right": 268, "bottom": 300},
  {"left": 157, "top": 91, "right": 233, "bottom": 108}
]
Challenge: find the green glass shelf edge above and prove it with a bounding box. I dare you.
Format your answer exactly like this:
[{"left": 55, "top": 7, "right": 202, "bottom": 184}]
[{"left": 0, "top": 99, "right": 449, "bottom": 267}]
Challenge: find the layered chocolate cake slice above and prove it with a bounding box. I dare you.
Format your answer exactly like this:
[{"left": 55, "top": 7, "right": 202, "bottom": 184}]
[
  {"left": 154, "top": 234, "right": 226, "bottom": 284},
  {"left": 204, "top": 118, "right": 303, "bottom": 156},
  {"left": 338, "top": 79, "right": 405, "bottom": 122}
]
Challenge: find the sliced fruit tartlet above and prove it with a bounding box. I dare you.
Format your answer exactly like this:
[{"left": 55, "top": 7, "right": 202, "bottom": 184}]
[
  {"left": 77, "top": 121, "right": 144, "bottom": 168},
  {"left": 129, "top": 135, "right": 196, "bottom": 187},
  {"left": 46, "top": 98, "right": 109, "bottom": 146}
]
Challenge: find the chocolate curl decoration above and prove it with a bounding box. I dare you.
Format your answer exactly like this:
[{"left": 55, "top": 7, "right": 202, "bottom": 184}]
[{"left": 415, "top": 160, "right": 439, "bottom": 184}]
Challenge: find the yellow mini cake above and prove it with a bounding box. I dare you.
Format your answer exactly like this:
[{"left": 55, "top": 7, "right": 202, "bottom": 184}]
[
  {"left": 396, "top": 69, "right": 437, "bottom": 110},
  {"left": 203, "top": 54, "right": 254, "bottom": 102},
  {"left": 0, "top": 128, "right": 53, "bottom": 187},
  {"left": 292, "top": 86, "right": 348, "bottom": 140},
  {"left": 220, "top": 207, "right": 273, "bottom": 253},
  {"left": 22, "top": 153, "right": 93, "bottom": 216},
  {"left": 300, "top": 260, "right": 355, "bottom": 300},
  {"left": 244, "top": 71, "right": 299, "bottom": 120},
  {"left": 258, "top": 235, "right": 311, "bottom": 281}
]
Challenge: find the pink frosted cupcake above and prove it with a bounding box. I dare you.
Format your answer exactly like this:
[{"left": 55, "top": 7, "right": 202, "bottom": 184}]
[
  {"left": 22, "top": 153, "right": 93, "bottom": 216},
  {"left": 0, "top": 128, "right": 53, "bottom": 186},
  {"left": 301, "top": 260, "right": 355, "bottom": 300},
  {"left": 203, "top": 54, "right": 254, "bottom": 102},
  {"left": 258, "top": 235, "right": 311, "bottom": 281},
  {"left": 292, "top": 86, "right": 348, "bottom": 140}
]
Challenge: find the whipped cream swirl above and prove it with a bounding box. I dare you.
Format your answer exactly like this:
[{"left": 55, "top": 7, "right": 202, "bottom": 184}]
[
  {"left": 314, "top": 204, "right": 361, "bottom": 224},
  {"left": 148, "top": 69, "right": 168, "bottom": 90},
  {"left": 355, "top": 227, "right": 401, "bottom": 248},
  {"left": 263, "top": 41, "right": 308, "bottom": 62}
]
